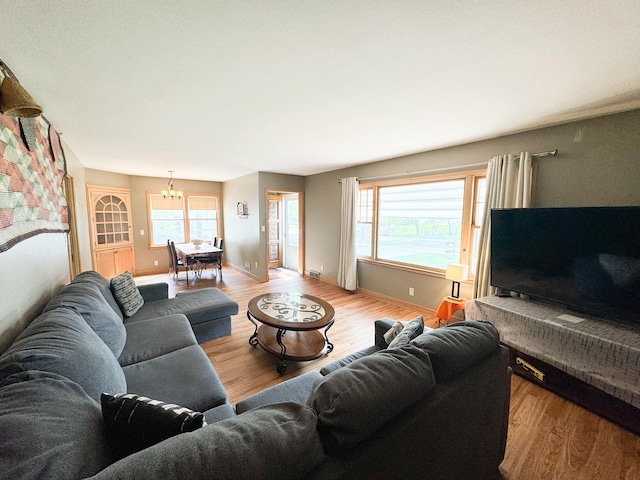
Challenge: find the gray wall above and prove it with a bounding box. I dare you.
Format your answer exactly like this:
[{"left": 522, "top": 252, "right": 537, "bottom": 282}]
[
  {"left": 223, "top": 171, "right": 306, "bottom": 281},
  {"left": 304, "top": 109, "right": 640, "bottom": 311},
  {"left": 223, "top": 172, "right": 261, "bottom": 278}
]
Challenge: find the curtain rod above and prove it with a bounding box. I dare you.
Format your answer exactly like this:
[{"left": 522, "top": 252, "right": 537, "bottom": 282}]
[{"left": 339, "top": 149, "right": 558, "bottom": 184}]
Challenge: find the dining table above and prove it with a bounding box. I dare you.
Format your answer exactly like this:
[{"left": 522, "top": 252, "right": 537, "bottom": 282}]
[{"left": 174, "top": 242, "right": 223, "bottom": 283}]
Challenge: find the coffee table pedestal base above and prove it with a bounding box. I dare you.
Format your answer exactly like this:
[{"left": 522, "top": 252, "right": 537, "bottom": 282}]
[{"left": 250, "top": 324, "right": 333, "bottom": 373}]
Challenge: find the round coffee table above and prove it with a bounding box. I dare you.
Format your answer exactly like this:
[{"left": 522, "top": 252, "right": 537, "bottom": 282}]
[{"left": 247, "top": 292, "right": 335, "bottom": 373}]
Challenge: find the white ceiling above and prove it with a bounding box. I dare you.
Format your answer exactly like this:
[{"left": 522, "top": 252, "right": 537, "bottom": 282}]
[{"left": 2, "top": 1, "right": 640, "bottom": 182}]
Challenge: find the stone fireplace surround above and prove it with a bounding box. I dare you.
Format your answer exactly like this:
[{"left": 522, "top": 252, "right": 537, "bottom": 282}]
[{"left": 465, "top": 296, "right": 640, "bottom": 435}]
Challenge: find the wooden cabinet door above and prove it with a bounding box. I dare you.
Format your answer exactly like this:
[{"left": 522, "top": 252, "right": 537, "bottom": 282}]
[
  {"left": 114, "top": 246, "right": 133, "bottom": 275},
  {"left": 87, "top": 185, "right": 135, "bottom": 279},
  {"left": 94, "top": 246, "right": 134, "bottom": 279}
]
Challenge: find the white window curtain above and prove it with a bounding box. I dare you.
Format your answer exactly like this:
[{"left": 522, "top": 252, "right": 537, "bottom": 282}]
[
  {"left": 337, "top": 177, "right": 359, "bottom": 291},
  {"left": 474, "top": 152, "right": 533, "bottom": 298}
]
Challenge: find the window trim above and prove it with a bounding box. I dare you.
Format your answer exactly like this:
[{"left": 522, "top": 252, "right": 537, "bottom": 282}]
[
  {"left": 146, "top": 191, "right": 221, "bottom": 248},
  {"left": 357, "top": 169, "right": 485, "bottom": 278}
]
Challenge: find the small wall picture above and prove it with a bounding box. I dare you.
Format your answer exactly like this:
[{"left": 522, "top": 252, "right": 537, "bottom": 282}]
[{"left": 237, "top": 202, "right": 247, "bottom": 215}]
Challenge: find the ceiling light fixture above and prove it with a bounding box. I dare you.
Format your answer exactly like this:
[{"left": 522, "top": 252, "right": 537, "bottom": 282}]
[{"left": 161, "top": 171, "right": 183, "bottom": 199}]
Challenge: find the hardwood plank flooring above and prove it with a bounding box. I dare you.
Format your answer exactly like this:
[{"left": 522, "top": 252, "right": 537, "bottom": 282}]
[{"left": 135, "top": 267, "right": 640, "bottom": 480}]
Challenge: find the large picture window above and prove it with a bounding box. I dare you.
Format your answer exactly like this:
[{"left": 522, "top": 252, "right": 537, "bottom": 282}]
[
  {"left": 358, "top": 170, "right": 485, "bottom": 276},
  {"left": 147, "top": 193, "right": 220, "bottom": 247}
]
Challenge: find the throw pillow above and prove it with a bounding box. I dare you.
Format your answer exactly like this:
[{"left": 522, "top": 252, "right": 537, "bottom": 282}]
[
  {"left": 308, "top": 345, "right": 435, "bottom": 454},
  {"left": 110, "top": 271, "right": 144, "bottom": 317},
  {"left": 387, "top": 316, "right": 424, "bottom": 349},
  {"left": 101, "top": 393, "right": 206, "bottom": 458},
  {"left": 410, "top": 320, "right": 499, "bottom": 383},
  {"left": 383, "top": 321, "right": 404, "bottom": 345}
]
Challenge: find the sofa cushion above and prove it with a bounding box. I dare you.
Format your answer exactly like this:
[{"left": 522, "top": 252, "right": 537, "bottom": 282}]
[
  {"left": 236, "top": 370, "right": 323, "bottom": 413},
  {"left": 87, "top": 402, "right": 325, "bottom": 480},
  {"left": 387, "top": 316, "right": 424, "bottom": 348},
  {"left": 43, "top": 282, "right": 126, "bottom": 357},
  {"left": 410, "top": 320, "right": 499, "bottom": 383},
  {"left": 101, "top": 393, "right": 206, "bottom": 458},
  {"left": 118, "top": 314, "right": 197, "bottom": 366},
  {"left": 129, "top": 287, "right": 238, "bottom": 324},
  {"left": 122, "top": 345, "right": 227, "bottom": 413},
  {"left": 0, "top": 308, "right": 126, "bottom": 401},
  {"left": 0, "top": 371, "right": 114, "bottom": 480},
  {"left": 71, "top": 270, "right": 124, "bottom": 321},
  {"left": 308, "top": 344, "right": 435, "bottom": 454},
  {"left": 110, "top": 271, "right": 145, "bottom": 317}
]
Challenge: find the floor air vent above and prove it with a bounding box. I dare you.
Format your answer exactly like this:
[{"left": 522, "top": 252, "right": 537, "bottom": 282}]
[{"left": 309, "top": 270, "right": 321, "bottom": 279}]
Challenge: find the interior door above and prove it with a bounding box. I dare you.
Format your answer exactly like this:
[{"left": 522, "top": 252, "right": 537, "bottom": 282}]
[
  {"left": 87, "top": 185, "right": 134, "bottom": 278},
  {"left": 267, "top": 194, "right": 282, "bottom": 268},
  {"left": 283, "top": 193, "right": 299, "bottom": 271}
]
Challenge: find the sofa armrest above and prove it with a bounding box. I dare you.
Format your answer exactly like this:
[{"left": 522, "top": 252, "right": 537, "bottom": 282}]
[
  {"left": 375, "top": 318, "right": 396, "bottom": 348},
  {"left": 137, "top": 283, "right": 169, "bottom": 303}
]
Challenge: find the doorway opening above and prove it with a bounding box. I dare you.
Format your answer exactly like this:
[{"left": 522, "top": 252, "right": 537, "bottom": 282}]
[{"left": 265, "top": 190, "right": 304, "bottom": 280}]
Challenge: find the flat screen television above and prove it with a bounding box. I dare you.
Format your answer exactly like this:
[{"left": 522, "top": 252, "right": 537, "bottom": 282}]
[{"left": 490, "top": 206, "right": 640, "bottom": 323}]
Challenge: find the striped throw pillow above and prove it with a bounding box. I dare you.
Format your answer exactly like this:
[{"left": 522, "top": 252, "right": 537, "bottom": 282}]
[
  {"left": 101, "top": 393, "right": 206, "bottom": 457},
  {"left": 109, "top": 271, "right": 144, "bottom": 317}
]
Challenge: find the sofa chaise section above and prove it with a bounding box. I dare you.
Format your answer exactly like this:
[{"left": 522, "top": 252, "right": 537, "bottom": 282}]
[
  {"left": 71, "top": 270, "right": 239, "bottom": 344},
  {"left": 130, "top": 285, "right": 239, "bottom": 343}
]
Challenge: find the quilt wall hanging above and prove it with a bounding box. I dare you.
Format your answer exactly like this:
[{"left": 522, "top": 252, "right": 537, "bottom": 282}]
[{"left": 0, "top": 113, "right": 69, "bottom": 252}]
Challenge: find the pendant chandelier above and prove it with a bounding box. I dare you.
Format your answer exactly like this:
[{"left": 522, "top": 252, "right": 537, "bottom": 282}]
[{"left": 161, "top": 171, "right": 183, "bottom": 199}]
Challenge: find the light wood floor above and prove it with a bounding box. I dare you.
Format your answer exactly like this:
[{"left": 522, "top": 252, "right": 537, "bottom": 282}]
[{"left": 136, "top": 267, "right": 640, "bottom": 480}]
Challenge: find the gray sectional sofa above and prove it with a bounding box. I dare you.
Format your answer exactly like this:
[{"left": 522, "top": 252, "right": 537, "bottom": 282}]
[{"left": 0, "top": 271, "right": 511, "bottom": 480}]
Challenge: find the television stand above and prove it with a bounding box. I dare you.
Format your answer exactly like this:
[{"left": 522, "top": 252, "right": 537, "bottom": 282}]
[{"left": 465, "top": 296, "right": 640, "bottom": 435}]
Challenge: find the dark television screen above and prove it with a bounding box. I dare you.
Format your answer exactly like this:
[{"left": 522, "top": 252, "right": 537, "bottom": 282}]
[{"left": 490, "top": 207, "right": 640, "bottom": 322}]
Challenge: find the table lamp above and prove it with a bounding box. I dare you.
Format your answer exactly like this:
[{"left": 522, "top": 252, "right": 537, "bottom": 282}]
[{"left": 446, "top": 263, "right": 469, "bottom": 300}]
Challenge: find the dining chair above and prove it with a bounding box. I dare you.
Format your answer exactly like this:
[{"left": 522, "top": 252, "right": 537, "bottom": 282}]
[
  {"left": 166, "top": 240, "right": 175, "bottom": 275},
  {"left": 197, "top": 238, "right": 223, "bottom": 280},
  {"left": 169, "top": 240, "right": 196, "bottom": 285}
]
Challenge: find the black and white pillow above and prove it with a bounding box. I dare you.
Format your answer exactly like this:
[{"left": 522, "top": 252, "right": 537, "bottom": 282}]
[
  {"left": 109, "top": 271, "right": 144, "bottom": 317},
  {"left": 101, "top": 393, "right": 206, "bottom": 457}
]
